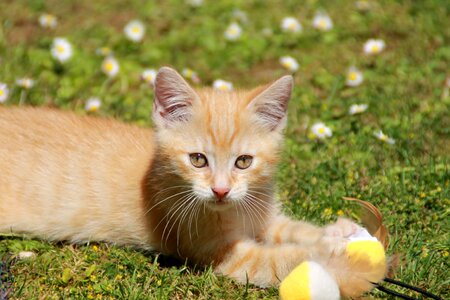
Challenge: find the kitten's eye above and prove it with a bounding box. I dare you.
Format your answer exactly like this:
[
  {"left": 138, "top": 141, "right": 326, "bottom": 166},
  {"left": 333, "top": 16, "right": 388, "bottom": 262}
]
[
  {"left": 235, "top": 155, "right": 253, "bottom": 169},
  {"left": 189, "top": 153, "right": 208, "bottom": 168}
]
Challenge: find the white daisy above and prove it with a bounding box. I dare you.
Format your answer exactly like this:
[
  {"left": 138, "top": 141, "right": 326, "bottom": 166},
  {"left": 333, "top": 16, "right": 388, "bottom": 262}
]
[
  {"left": 280, "top": 56, "right": 299, "bottom": 72},
  {"left": 101, "top": 56, "right": 119, "bottom": 78},
  {"left": 186, "top": 0, "right": 203, "bottom": 7},
  {"left": 16, "top": 78, "right": 35, "bottom": 89},
  {"left": 224, "top": 22, "right": 242, "bottom": 41},
  {"left": 124, "top": 20, "right": 145, "bottom": 42},
  {"left": 281, "top": 17, "right": 302, "bottom": 33},
  {"left": 349, "top": 104, "right": 368, "bottom": 115},
  {"left": 311, "top": 122, "right": 332, "bottom": 139},
  {"left": 141, "top": 69, "right": 157, "bottom": 85},
  {"left": 51, "top": 38, "right": 73, "bottom": 63},
  {"left": 39, "top": 14, "right": 57, "bottom": 29},
  {"left": 213, "top": 79, "right": 233, "bottom": 91},
  {"left": 96, "top": 47, "right": 113, "bottom": 57},
  {"left": 346, "top": 67, "right": 364, "bottom": 87},
  {"left": 85, "top": 97, "right": 101, "bottom": 112},
  {"left": 312, "top": 11, "right": 333, "bottom": 31},
  {"left": 182, "top": 68, "right": 200, "bottom": 83},
  {"left": 374, "top": 130, "right": 395, "bottom": 144},
  {"left": 0, "top": 83, "right": 9, "bottom": 103},
  {"left": 363, "top": 39, "right": 385, "bottom": 55}
]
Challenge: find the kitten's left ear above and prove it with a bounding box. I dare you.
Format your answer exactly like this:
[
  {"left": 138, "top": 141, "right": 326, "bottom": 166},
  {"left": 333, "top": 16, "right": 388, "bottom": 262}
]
[
  {"left": 153, "top": 67, "right": 199, "bottom": 127},
  {"left": 248, "top": 75, "right": 293, "bottom": 131}
]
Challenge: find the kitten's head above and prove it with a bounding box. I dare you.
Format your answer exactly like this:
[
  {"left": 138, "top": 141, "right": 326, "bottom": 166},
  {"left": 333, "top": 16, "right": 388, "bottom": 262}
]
[{"left": 153, "top": 67, "right": 292, "bottom": 211}]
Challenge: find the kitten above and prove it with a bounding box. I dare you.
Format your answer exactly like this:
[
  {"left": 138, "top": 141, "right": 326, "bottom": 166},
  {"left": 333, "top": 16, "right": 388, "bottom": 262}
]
[{"left": 0, "top": 67, "right": 385, "bottom": 297}]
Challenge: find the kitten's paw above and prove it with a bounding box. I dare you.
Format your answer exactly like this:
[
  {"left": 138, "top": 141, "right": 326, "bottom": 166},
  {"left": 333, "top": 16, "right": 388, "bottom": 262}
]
[{"left": 324, "top": 217, "right": 362, "bottom": 239}]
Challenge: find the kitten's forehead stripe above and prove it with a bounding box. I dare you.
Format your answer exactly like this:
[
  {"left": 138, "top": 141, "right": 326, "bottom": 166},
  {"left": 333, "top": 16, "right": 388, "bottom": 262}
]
[{"left": 198, "top": 90, "right": 246, "bottom": 149}]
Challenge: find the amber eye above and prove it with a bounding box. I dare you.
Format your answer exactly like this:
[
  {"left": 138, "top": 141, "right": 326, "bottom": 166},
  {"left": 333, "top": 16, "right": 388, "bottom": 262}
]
[
  {"left": 235, "top": 155, "right": 253, "bottom": 169},
  {"left": 189, "top": 153, "right": 208, "bottom": 168}
]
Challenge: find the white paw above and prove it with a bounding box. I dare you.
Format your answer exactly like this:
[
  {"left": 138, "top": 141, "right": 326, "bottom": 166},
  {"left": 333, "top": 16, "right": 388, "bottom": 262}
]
[{"left": 324, "top": 217, "right": 362, "bottom": 239}]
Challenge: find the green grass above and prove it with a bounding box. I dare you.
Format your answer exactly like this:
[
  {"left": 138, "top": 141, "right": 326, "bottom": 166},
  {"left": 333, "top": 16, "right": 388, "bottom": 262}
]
[{"left": 0, "top": 0, "right": 449, "bottom": 299}]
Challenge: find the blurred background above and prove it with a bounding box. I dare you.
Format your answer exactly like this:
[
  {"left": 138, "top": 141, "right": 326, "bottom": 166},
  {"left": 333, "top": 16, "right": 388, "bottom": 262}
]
[{"left": 0, "top": 0, "right": 448, "bottom": 299}]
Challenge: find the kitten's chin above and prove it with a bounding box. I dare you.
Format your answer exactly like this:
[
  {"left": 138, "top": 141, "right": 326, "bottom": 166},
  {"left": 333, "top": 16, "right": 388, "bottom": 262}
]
[{"left": 205, "top": 201, "right": 234, "bottom": 212}]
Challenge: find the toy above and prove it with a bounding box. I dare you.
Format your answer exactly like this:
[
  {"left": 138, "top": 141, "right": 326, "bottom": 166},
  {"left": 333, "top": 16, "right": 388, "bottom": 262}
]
[{"left": 279, "top": 228, "right": 386, "bottom": 300}]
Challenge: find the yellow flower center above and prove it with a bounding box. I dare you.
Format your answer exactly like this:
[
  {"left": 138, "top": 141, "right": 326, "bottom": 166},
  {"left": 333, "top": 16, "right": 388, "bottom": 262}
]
[
  {"left": 228, "top": 27, "right": 238, "bottom": 35},
  {"left": 284, "top": 61, "right": 293, "bottom": 68},
  {"left": 380, "top": 134, "right": 388, "bottom": 141},
  {"left": 371, "top": 44, "right": 380, "bottom": 53},
  {"left": 348, "top": 72, "right": 357, "bottom": 81},
  {"left": 184, "top": 70, "right": 193, "bottom": 78},
  {"left": 132, "top": 26, "right": 140, "bottom": 33},
  {"left": 145, "top": 74, "right": 154, "bottom": 82},
  {"left": 57, "top": 45, "right": 65, "bottom": 53},
  {"left": 288, "top": 22, "right": 297, "bottom": 30},
  {"left": 0, "top": 90, "right": 3, "bottom": 96},
  {"left": 89, "top": 106, "right": 98, "bottom": 112},
  {"left": 318, "top": 127, "right": 325, "bottom": 134},
  {"left": 104, "top": 62, "right": 114, "bottom": 72},
  {"left": 318, "top": 19, "right": 327, "bottom": 29},
  {"left": 219, "top": 84, "right": 228, "bottom": 91}
]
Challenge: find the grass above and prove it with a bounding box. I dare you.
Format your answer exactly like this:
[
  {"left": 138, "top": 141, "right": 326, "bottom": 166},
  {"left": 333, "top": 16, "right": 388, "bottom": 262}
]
[{"left": 0, "top": 0, "right": 449, "bottom": 299}]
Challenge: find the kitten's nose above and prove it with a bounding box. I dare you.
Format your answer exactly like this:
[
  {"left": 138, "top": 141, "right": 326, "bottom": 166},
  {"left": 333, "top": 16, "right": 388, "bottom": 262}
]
[{"left": 212, "top": 187, "right": 230, "bottom": 201}]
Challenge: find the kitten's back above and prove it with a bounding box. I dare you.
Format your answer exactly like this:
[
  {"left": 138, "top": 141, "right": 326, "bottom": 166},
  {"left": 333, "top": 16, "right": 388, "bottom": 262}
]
[{"left": 0, "top": 107, "right": 155, "bottom": 246}]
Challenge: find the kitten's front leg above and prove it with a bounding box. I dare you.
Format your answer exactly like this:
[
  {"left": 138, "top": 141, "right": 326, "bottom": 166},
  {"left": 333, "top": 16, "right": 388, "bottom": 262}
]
[
  {"left": 215, "top": 238, "right": 386, "bottom": 298},
  {"left": 263, "top": 215, "right": 361, "bottom": 246}
]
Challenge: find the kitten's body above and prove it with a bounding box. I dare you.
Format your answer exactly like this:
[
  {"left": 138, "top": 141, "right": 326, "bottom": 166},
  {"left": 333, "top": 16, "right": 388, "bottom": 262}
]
[{"left": 0, "top": 68, "right": 386, "bottom": 297}]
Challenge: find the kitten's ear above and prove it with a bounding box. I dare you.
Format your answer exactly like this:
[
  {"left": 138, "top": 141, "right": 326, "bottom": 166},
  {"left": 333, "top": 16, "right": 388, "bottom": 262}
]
[
  {"left": 153, "top": 67, "right": 199, "bottom": 127},
  {"left": 248, "top": 75, "right": 293, "bottom": 131}
]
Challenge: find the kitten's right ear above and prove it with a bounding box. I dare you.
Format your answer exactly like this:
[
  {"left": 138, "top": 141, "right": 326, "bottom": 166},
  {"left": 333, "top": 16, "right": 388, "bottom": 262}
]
[{"left": 153, "top": 67, "right": 199, "bottom": 127}]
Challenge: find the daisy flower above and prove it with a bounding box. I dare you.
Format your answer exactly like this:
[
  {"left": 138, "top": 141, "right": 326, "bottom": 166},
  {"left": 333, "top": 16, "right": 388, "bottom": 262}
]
[
  {"left": 101, "top": 56, "right": 119, "bottom": 78},
  {"left": 181, "top": 68, "right": 201, "bottom": 84},
  {"left": 374, "top": 130, "right": 395, "bottom": 144},
  {"left": 280, "top": 56, "right": 299, "bottom": 72},
  {"left": 96, "top": 47, "right": 113, "bottom": 57},
  {"left": 312, "top": 11, "right": 333, "bottom": 31},
  {"left": 186, "top": 0, "right": 203, "bottom": 7},
  {"left": 0, "top": 83, "right": 9, "bottom": 103},
  {"left": 85, "top": 97, "right": 102, "bottom": 112},
  {"left": 16, "top": 78, "right": 35, "bottom": 89},
  {"left": 311, "top": 122, "right": 332, "bottom": 139},
  {"left": 281, "top": 17, "right": 302, "bottom": 33},
  {"left": 141, "top": 69, "right": 157, "bottom": 85},
  {"left": 349, "top": 104, "right": 368, "bottom": 115},
  {"left": 213, "top": 79, "right": 233, "bottom": 91},
  {"left": 224, "top": 22, "right": 242, "bottom": 41},
  {"left": 124, "top": 20, "right": 145, "bottom": 42},
  {"left": 39, "top": 14, "right": 57, "bottom": 29},
  {"left": 346, "top": 67, "right": 363, "bottom": 87},
  {"left": 51, "top": 38, "right": 73, "bottom": 63},
  {"left": 363, "top": 39, "right": 385, "bottom": 55}
]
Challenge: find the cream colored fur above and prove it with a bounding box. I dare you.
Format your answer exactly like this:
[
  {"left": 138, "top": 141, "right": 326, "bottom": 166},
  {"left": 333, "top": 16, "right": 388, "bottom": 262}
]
[{"left": 0, "top": 67, "right": 386, "bottom": 297}]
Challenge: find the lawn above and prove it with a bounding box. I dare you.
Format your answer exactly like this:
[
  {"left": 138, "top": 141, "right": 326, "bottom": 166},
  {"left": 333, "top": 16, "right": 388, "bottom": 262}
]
[{"left": 0, "top": 0, "right": 449, "bottom": 299}]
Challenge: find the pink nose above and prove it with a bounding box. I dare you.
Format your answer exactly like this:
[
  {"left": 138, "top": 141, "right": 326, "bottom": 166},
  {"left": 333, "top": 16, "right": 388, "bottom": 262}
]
[{"left": 212, "top": 187, "right": 230, "bottom": 201}]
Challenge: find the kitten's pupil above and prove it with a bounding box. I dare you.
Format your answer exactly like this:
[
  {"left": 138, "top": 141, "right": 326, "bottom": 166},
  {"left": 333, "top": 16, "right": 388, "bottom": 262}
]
[
  {"left": 235, "top": 155, "right": 253, "bottom": 169},
  {"left": 189, "top": 153, "right": 208, "bottom": 168}
]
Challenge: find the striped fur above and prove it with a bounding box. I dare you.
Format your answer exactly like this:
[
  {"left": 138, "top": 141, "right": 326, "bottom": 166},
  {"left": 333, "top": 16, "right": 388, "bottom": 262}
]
[{"left": 0, "top": 67, "right": 385, "bottom": 297}]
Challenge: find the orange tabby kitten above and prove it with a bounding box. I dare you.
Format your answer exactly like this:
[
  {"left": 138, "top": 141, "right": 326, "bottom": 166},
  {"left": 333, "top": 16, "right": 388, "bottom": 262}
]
[{"left": 0, "top": 67, "right": 385, "bottom": 297}]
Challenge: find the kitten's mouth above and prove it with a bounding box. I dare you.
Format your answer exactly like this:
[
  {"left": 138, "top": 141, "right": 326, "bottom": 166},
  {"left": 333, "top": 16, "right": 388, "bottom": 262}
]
[{"left": 206, "top": 199, "right": 233, "bottom": 211}]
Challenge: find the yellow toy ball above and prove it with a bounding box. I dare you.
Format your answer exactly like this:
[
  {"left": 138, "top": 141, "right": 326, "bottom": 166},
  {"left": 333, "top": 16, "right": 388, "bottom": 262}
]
[{"left": 279, "top": 261, "right": 340, "bottom": 300}]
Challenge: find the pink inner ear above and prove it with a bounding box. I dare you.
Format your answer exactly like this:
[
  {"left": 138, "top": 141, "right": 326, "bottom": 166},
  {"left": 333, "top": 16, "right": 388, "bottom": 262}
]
[
  {"left": 153, "top": 67, "right": 197, "bottom": 123},
  {"left": 250, "top": 75, "right": 293, "bottom": 130}
]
